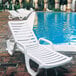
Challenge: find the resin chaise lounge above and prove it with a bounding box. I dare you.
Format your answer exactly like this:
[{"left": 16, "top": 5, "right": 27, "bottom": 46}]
[{"left": 7, "top": 11, "right": 72, "bottom": 76}]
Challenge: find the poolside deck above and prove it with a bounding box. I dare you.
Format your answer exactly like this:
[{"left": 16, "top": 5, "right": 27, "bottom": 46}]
[{"left": 0, "top": 11, "right": 76, "bottom": 76}]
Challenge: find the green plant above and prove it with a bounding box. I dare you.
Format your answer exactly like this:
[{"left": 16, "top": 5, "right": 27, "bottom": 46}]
[
  {"left": 9, "top": 3, "right": 12, "bottom": 10},
  {"left": 48, "top": 0, "right": 55, "bottom": 10},
  {"left": 38, "top": 0, "right": 44, "bottom": 11},
  {"left": 14, "top": 3, "right": 20, "bottom": 10},
  {"left": 0, "top": 3, "right": 3, "bottom": 11},
  {"left": 22, "top": 0, "right": 33, "bottom": 10},
  {"left": 53, "top": 8, "right": 61, "bottom": 12}
]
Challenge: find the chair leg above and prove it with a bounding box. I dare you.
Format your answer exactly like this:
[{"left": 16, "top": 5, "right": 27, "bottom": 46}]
[
  {"left": 8, "top": 15, "right": 13, "bottom": 19},
  {"left": 54, "top": 68, "right": 58, "bottom": 76},
  {"left": 45, "top": 69, "right": 48, "bottom": 76},
  {"left": 24, "top": 55, "right": 58, "bottom": 76},
  {"left": 6, "top": 39, "right": 15, "bottom": 55},
  {"left": 44, "top": 68, "right": 58, "bottom": 76},
  {"left": 25, "top": 56, "right": 40, "bottom": 76}
]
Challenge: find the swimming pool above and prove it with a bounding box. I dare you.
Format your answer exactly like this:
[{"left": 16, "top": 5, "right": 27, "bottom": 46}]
[{"left": 34, "top": 12, "right": 76, "bottom": 45}]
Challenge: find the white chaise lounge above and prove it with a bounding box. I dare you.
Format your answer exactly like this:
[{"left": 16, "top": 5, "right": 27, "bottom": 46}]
[{"left": 7, "top": 11, "right": 72, "bottom": 76}]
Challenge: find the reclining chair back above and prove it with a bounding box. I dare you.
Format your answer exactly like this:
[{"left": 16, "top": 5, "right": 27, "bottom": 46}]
[{"left": 8, "top": 12, "right": 38, "bottom": 48}]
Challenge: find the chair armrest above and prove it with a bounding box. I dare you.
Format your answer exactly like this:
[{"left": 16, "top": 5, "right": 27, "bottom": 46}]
[
  {"left": 16, "top": 42, "right": 27, "bottom": 54},
  {"left": 39, "top": 38, "right": 53, "bottom": 45}
]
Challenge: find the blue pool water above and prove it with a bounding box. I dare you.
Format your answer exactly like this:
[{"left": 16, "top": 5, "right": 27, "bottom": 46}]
[{"left": 34, "top": 12, "right": 76, "bottom": 44}]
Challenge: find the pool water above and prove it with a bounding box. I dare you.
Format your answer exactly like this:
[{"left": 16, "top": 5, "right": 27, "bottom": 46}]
[{"left": 34, "top": 12, "right": 76, "bottom": 44}]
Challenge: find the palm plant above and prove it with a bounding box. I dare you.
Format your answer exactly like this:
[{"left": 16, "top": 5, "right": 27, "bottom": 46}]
[
  {"left": 38, "top": 0, "right": 44, "bottom": 11},
  {"left": 48, "top": 0, "right": 55, "bottom": 10}
]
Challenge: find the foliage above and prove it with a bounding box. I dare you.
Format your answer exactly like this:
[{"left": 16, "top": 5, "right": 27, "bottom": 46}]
[
  {"left": 0, "top": 0, "right": 65, "bottom": 12},
  {"left": 22, "top": 0, "right": 33, "bottom": 10},
  {"left": 0, "top": 3, "right": 3, "bottom": 11},
  {"left": 14, "top": 3, "right": 20, "bottom": 10},
  {"left": 60, "top": 0, "right": 67, "bottom": 5},
  {"left": 53, "top": 8, "right": 61, "bottom": 12},
  {"left": 38, "top": 0, "right": 44, "bottom": 11},
  {"left": 9, "top": 3, "right": 13, "bottom": 10},
  {"left": 48, "top": 0, "right": 55, "bottom": 10}
]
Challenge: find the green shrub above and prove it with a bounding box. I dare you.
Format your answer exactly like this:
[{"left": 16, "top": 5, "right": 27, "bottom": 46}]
[
  {"left": 48, "top": 0, "right": 55, "bottom": 10},
  {"left": 38, "top": 0, "right": 44, "bottom": 11},
  {"left": 0, "top": 3, "right": 3, "bottom": 11},
  {"left": 53, "top": 8, "right": 61, "bottom": 12}
]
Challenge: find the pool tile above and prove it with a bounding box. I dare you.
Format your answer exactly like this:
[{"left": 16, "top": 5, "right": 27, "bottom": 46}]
[
  {"left": 14, "top": 72, "right": 30, "bottom": 76},
  {"left": 0, "top": 72, "right": 5, "bottom": 76}
]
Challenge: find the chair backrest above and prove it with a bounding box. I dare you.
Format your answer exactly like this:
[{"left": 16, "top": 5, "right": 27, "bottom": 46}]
[
  {"left": 8, "top": 10, "right": 20, "bottom": 17},
  {"left": 17, "top": 8, "right": 33, "bottom": 18},
  {"left": 26, "top": 11, "right": 35, "bottom": 29},
  {"left": 8, "top": 11, "right": 38, "bottom": 47}
]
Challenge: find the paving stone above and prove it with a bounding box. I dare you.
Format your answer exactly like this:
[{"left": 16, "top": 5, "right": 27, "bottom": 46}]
[
  {"left": 0, "top": 71, "right": 5, "bottom": 76},
  {"left": 3, "top": 57, "right": 10, "bottom": 63},
  {"left": 0, "top": 67, "right": 6, "bottom": 71},
  {"left": 23, "top": 72, "right": 31, "bottom": 76},
  {"left": 17, "top": 67, "right": 25, "bottom": 72},
  {"left": 17, "top": 64, "right": 25, "bottom": 72},
  {"left": 6, "top": 67, "right": 17, "bottom": 76},
  {"left": 0, "top": 52, "right": 9, "bottom": 57},
  {"left": 15, "top": 72, "right": 30, "bottom": 76},
  {"left": 70, "top": 68, "right": 76, "bottom": 72},
  {"left": 64, "top": 73, "right": 76, "bottom": 76}
]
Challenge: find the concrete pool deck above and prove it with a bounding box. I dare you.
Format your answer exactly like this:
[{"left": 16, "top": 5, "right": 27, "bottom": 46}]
[
  {"left": 0, "top": 11, "right": 76, "bottom": 76},
  {"left": 43, "top": 44, "right": 76, "bottom": 52}
]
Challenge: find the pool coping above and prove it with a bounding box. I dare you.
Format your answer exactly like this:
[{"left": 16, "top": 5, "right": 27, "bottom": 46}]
[{"left": 41, "top": 44, "right": 76, "bottom": 52}]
